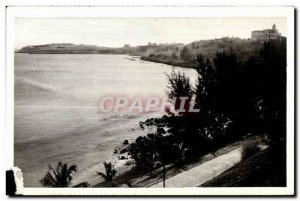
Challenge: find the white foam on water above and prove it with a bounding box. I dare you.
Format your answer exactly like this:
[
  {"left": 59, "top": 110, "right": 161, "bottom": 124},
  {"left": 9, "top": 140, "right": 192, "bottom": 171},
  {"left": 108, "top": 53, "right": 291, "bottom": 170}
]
[{"left": 14, "top": 53, "right": 198, "bottom": 187}]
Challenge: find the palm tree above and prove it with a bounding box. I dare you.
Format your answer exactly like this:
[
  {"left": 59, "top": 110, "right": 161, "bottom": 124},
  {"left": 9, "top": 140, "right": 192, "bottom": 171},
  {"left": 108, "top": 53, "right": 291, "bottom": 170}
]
[
  {"left": 97, "top": 162, "right": 116, "bottom": 187},
  {"left": 40, "top": 161, "right": 77, "bottom": 187}
]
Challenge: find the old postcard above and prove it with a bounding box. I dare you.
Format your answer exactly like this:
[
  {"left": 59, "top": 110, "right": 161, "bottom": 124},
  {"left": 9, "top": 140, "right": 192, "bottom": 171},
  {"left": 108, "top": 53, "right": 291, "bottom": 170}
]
[{"left": 6, "top": 6, "right": 295, "bottom": 196}]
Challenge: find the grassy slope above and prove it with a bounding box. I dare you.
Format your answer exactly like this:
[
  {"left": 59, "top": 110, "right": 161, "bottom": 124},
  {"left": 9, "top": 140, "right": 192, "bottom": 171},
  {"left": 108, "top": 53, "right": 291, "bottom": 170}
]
[{"left": 201, "top": 146, "right": 286, "bottom": 187}]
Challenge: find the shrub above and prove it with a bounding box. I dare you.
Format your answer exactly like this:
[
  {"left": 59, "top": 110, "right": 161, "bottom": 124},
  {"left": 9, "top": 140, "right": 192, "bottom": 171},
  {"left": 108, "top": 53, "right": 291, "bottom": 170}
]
[
  {"left": 40, "top": 161, "right": 77, "bottom": 187},
  {"left": 241, "top": 144, "right": 260, "bottom": 160}
]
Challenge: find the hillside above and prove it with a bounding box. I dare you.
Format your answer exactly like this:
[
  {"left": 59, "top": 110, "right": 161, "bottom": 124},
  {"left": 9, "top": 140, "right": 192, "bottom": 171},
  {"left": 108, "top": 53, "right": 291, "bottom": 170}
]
[
  {"left": 16, "top": 37, "right": 282, "bottom": 69},
  {"left": 16, "top": 43, "right": 134, "bottom": 54},
  {"left": 201, "top": 147, "right": 286, "bottom": 187},
  {"left": 140, "top": 37, "right": 265, "bottom": 68}
]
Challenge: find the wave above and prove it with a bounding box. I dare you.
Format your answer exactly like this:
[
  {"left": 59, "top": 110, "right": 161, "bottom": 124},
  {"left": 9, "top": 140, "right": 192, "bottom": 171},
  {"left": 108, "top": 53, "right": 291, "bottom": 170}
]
[{"left": 15, "top": 76, "right": 64, "bottom": 94}]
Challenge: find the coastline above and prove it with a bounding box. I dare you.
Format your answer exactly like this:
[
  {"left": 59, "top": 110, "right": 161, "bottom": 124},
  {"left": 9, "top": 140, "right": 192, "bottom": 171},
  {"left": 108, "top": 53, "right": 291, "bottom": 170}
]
[
  {"left": 93, "top": 135, "right": 263, "bottom": 188},
  {"left": 15, "top": 52, "right": 198, "bottom": 70},
  {"left": 140, "top": 56, "right": 198, "bottom": 70}
]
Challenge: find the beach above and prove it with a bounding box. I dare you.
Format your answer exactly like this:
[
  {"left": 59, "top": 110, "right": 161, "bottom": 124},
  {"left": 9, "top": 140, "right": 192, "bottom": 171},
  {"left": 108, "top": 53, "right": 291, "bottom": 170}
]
[{"left": 14, "top": 53, "right": 198, "bottom": 187}]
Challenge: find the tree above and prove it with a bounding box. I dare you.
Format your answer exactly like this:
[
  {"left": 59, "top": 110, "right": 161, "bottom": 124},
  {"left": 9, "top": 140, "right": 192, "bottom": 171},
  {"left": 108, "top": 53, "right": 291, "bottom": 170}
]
[
  {"left": 97, "top": 162, "right": 117, "bottom": 187},
  {"left": 154, "top": 136, "right": 179, "bottom": 188},
  {"left": 128, "top": 39, "right": 286, "bottom": 188},
  {"left": 196, "top": 54, "right": 206, "bottom": 69},
  {"left": 165, "top": 70, "right": 193, "bottom": 115},
  {"left": 180, "top": 46, "right": 191, "bottom": 61},
  {"left": 171, "top": 52, "right": 178, "bottom": 60},
  {"left": 40, "top": 161, "right": 77, "bottom": 187},
  {"left": 250, "top": 40, "right": 286, "bottom": 144},
  {"left": 194, "top": 56, "right": 217, "bottom": 119},
  {"left": 129, "top": 136, "right": 156, "bottom": 173}
]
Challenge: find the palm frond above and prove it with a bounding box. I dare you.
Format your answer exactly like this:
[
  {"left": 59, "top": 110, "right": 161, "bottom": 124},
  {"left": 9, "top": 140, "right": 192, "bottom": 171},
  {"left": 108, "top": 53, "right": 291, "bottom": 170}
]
[
  {"left": 40, "top": 172, "right": 57, "bottom": 187},
  {"left": 97, "top": 171, "right": 108, "bottom": 180},
  {"left": 40, "top": 161, "right": 78, "bottom": 187},
  {"left": 68, "top": 165, "right": 77, "bottom": 175}
]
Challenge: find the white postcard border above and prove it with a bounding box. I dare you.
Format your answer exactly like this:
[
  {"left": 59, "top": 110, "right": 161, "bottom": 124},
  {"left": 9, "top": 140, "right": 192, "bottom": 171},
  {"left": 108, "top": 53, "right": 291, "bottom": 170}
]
[{"left": 6, "top": 6, "right": 295, "bottom": 195}]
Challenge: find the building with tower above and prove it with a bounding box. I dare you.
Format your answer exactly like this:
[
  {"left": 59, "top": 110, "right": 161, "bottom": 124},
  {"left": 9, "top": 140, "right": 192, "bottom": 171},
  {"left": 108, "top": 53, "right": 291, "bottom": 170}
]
[{"left": 251, "top": 24, "right": 281, "bottom": 42}]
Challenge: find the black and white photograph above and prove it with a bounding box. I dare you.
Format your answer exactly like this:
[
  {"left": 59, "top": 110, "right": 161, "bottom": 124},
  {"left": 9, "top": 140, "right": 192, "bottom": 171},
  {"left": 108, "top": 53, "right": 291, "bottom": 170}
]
[{"left": 4, "top": 6, "right": 295, "bottom": 196}]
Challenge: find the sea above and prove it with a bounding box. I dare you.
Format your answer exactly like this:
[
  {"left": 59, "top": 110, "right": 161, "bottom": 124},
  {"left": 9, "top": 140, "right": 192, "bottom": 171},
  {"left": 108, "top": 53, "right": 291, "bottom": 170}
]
[{"left": 14, "top": 53, "right": 198, "bottom": 187}]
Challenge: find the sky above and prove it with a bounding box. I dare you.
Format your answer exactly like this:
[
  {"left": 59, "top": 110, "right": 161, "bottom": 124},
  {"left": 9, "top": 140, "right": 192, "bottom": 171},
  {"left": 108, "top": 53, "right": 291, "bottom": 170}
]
[{"left": 15, "top": 17, "right": 286, "bottom": 50}]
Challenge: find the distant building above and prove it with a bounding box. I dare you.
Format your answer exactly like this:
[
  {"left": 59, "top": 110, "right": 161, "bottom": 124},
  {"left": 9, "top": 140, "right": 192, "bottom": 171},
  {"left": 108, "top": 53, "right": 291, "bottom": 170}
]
[
  {"left": 251, "top": 24, "right": 281, "bottom": 42},
  {"left": 147, "top": 42, "right": 157, "bottom": 47},
  {"left": 124, "top": 44, "right": 130, "bottom": 48}
]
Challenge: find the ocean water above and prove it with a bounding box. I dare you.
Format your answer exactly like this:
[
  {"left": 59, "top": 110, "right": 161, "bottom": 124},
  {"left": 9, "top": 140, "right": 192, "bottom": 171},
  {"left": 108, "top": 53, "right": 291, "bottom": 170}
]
[{"left": 14, "top": 54, "right": 198, "bottom": 187}]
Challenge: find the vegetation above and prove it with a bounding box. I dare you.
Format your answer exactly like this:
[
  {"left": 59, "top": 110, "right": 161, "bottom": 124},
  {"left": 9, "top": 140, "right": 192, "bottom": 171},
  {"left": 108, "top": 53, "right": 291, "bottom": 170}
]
[
  {"left": 38, "top": 37, "right": 286, "bottom": 187},
  {"left": 40, "top": 162, "right": 77, "bottom": 187},
  {"left": 129, "top": 38, "right": 286, "bottom": 186},
  {"left": 201, "top": 147, "right": 286, "bottom": 187},
  {"left": 241, "top": 144, "right": 261, "bottom": 161},
  {"left": 141, "top": 37, "right": 263, "bottom": 68},
  {"left": 97, "top": 162, "right": 117, "bottom": 187}
]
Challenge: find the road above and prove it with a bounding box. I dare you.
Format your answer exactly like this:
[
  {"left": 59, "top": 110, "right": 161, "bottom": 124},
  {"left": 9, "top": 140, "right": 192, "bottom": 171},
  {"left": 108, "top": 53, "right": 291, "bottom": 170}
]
[{"left": 151, "top": 147, "right": 242, "bottom": 187}]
